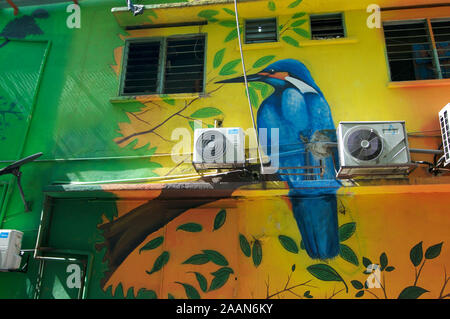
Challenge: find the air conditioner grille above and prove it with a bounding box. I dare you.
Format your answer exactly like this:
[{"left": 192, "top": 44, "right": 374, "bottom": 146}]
[
  {"left": 440, "top": 109, "right": 450, "bottom": 162},
  {"left": 346, "top": 128, "right": 383, "bottom": 161},
  {"left": 195, "top": 130, "right": 227, "bottom": 163}
]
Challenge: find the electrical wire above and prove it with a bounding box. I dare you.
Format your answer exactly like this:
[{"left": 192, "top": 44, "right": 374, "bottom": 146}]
[{"left": 233, "top": 0, "right": 265, "bottom": 175}]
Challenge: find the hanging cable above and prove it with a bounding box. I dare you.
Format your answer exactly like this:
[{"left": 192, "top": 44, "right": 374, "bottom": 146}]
[{"left": 233, "top": 0, "right": 265, "bottom": 175}]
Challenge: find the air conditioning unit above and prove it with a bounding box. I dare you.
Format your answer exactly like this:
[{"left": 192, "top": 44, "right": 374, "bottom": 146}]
[
  {"left": 0, "top": 230, "right": 23, "bottom": 271},
  {"left": 336, "top": 121, "right": 413, "bottom": 179},
  {"left": 439, "top": 103, "right": 450, "bottom": 166},
  {"left": 193, "top": 127, "right": 245, "bottom": 169}
]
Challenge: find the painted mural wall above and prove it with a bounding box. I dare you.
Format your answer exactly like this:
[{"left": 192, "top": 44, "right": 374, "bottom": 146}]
[{"left": 0, "top": 0, "right": 449, "bottom": 299}]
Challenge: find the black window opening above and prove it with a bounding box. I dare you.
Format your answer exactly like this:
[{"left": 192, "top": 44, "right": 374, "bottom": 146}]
[
  {"left": 383, "top": 19, "right": 450, "bottom": 82},
  {"left": 310, "top": 13, "right": 345, "bottom": 40},
  {"left": 121, "top": 35, "right": 206, "bottom": 96},
  {"left": 245, "top": 18, "right": 278, "bottom": 44},
  {"left": 431, "top": 19, "right": 450, "bottom": 79}
]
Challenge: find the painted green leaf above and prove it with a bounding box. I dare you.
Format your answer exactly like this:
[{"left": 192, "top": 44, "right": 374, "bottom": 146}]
[
  {"left": 247, "top": 87, "right": 259, "bottom": 108},
  {"left": 307, "top": 264, "right": 348, "bottom": 292},
  {"left": 292, "top": 28, "right": 310, "bottom": 38},
  {"left": 385, "top": 266, "right": 395, "bottom": 272},
  {"left": 168, "top": 293, "right": 175, "bottom": 299},
  {"left": 410, "top": 241, "right": 423, "bottom": 267},
  {"left": 338, "top": 222, "right": 356, "bottom": 242},
  {"left": 182, "top": 254, "right": 210, "bottom": 265},
  {"left": 252, "top": 240, "right": 262, "bottom": 267},
  {"left": 137, "top": 288, "right": 157, "bottom": 299},
  {"left": 339, "top": 244, "right": 359, "bottom": 266},
  {"left": 148, "top": 9, "right": 158, "bottom": 19},
  {"left": 190, "top": 107, "right": 223, "bottom": 119},
  {"left": 351, "top": 280, "right": 364, "bottom": 290},
  {"left": 193, "top": 272, "right": 208, "bottom": 292},
  {"left": 304, "top": 290, "right": 313, "bottom": 299},
  {"left": 355, "top": 290, "right": 364, "bottom": 298},
  {"left": 425, "top": 242, "right": 443, "bottom": 260},
  {"left": 268, "top": 1, "right": 276, "bottom": 11},
  {"left": 139, "top": 236, "right": 164, "bottom": 254},
  {"left": 209, "top": 271, "right": 231, "bottom": 291},
  {"left": 380, "top": 252, "right": 388, "bottom": 271},
  {"left": 202, "top": 250, "right": 229, "bottom": 266},
  {"left": 188, "top": 121, "right": 212, "bottom": 131},
  {"left": 160, "top": 94, "right": 175, "bottom": 105},
  {"left": 278, "top": 235, "right": 299, "bottom": 254},
  {"left": 249, "top": 82, "right": 270, "bottom": 98},
  {"left": 252, "top": 55, "right": 276, "bottom": 68},
  {"left": 146, "top": 251, "right": 170, "bottom": 275},
  {"left": 176, "top": 223, "right": 203, "bottom": 232},
  {"left": 239, "top": 234, "right": 251, "bottom": 257},
  {"left": 223, "top": 8, "right": 236, "bottom": 16},
  {"left": 398, "top": 286, "right": 428, "bottom": 299},
  {"left": 213, "top": 209, "right": 226, "bottom": 231},
  {"left": 213, "top": 48, "right": 226, "bottom": 69},
  {"left": 219, "top": 20, "right": 236, "bottom": 28},
  {"left": 282, "top": 36, "right": 300, "bottom": 47},
  {"left": 219, "top": 59, "right": 241, "bottom": 76},
  {"left": 211, "top": 267, "right": 234, "bottom": 277},
  {"left": 176, "top": 282, "right": 201, "bottom": 299},
  {"left": 288, "top": 0, "right": 303, "bottom": 9},
  {"left": 362, "top": 257, "right": 372, "bottom": 269},
  {"left": 291, "top": 19, "right": 307, "bottom": 27},
  {"left": 224, "top": 28, "right": 242, "bottom": 42},
  {"left": 198, "top": 10, "right": 219, "bottom": 19},
  {"left": 292, "top": 12, "right": 306, "bottom": 19},
  {"left": 300, "top": 239, "right": 305, "bottom": 250}
]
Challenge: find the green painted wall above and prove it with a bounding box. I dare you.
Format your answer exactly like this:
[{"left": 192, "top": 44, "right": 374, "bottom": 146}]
[{"left": 0, "top": 0, "right": 188, "bottom": 299}]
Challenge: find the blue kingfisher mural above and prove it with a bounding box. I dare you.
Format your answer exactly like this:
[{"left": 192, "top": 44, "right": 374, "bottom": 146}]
[{"left": 218, "top": 59, "right": 341, "bottom": 259}]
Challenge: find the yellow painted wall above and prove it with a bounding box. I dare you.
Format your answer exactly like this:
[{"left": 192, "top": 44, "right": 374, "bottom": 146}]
[{"left": 102, "top": 0, "right": 450, "bottom": 299}]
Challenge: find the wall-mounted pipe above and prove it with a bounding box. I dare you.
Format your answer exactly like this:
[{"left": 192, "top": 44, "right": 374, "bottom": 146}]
[
  {"left": 6, "top": 0, "right": 19, "bottom": 15},
  {"left": 409, "top": 148, "right": 444, "bottom": 155}
]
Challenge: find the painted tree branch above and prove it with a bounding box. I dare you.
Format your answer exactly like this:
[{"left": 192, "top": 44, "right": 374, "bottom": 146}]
[
  {"left": 115, "top": 84, "right": 224, "bottom": 145},
  {"left": 266, "top": 280, "right": 314, "bottom": 299},
  {"left": 96, "top": 171, "right": 262, "bottom": 288},
  {"left": 439, "top": 267, "right": 450, "bottom": 299},
  {"left": 328, "top": 287, "right": 345, "bottom": 299}
]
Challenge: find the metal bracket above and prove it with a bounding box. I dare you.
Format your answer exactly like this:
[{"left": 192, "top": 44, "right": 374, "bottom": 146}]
[
  {"left": 127, "top": 0, "right": 144, "bottom": 16},
  {"left": 11, "top": 168, "right": 30, "bottom": 212}
]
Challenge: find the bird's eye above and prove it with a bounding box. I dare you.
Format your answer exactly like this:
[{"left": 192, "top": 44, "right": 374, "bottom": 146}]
[{"left": 268, "top": 69, "right": 276, "bottom": 74}]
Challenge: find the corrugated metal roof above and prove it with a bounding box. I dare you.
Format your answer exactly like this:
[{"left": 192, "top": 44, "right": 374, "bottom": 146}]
[{"left": 111, "top": 0, "right": 257, "bottom": 13}]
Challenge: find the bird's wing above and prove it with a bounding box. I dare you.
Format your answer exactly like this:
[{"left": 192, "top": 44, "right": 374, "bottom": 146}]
[{"left": 280, "top": 88, "right": 310, "bottom": 135}]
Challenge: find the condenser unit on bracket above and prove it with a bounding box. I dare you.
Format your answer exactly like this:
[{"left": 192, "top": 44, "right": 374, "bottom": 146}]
[
  {"left": 193, "top": 127, "right": 246, "bottom": 169},
  {"left": 439, "top": 103, "right": 450, "bottom": 166},
  {"left": 0, "top": 230, "right": 23, "bottom": 271},
  {"left": 336, "top": 121, "right": 414, "bottom": 179}
]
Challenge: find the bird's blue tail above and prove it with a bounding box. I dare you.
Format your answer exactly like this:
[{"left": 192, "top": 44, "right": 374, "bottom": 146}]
[{"left": 290, "top": 193, "right": 340, "bottom": 259}]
